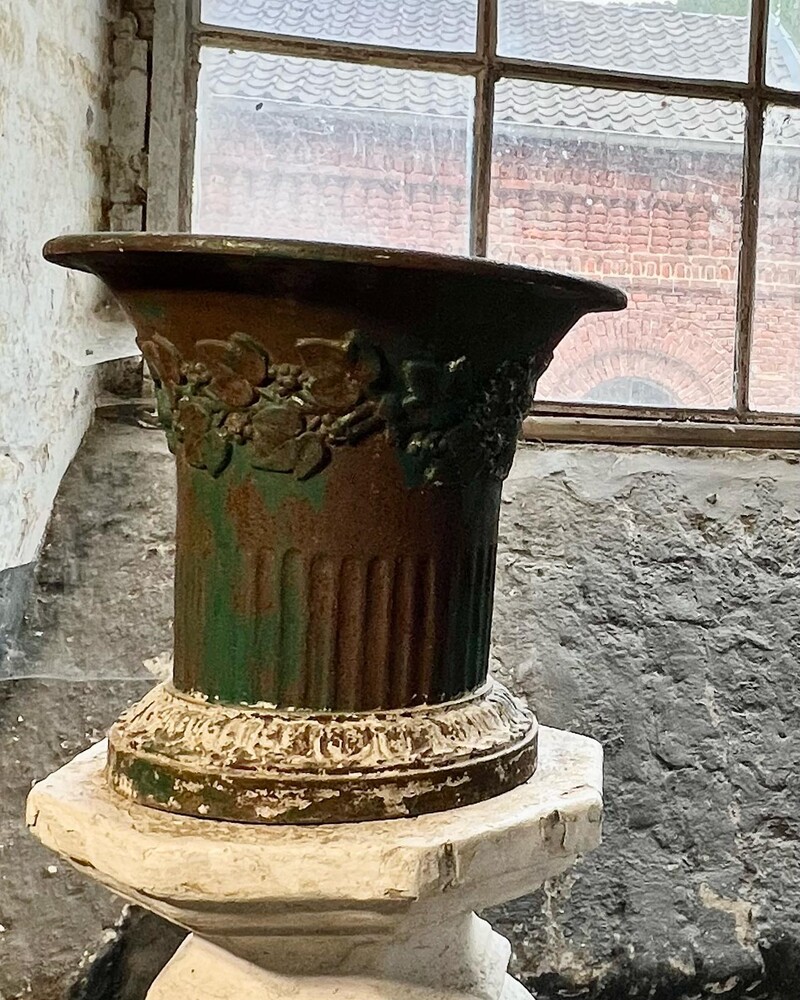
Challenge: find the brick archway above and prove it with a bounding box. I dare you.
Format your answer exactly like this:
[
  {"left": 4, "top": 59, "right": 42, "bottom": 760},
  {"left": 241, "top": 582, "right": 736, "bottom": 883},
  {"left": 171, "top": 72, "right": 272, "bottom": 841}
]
[{"left": 539, "top": 346, "right": 717, "bottom": 408}]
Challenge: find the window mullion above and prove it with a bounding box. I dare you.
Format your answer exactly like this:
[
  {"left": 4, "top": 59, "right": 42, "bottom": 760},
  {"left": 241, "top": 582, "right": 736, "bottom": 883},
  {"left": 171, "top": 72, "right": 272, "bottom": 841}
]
[
  {"left": 149, "top": 0, "right": 199, "bottom": 231},
  {"left": 469, "top": 0, "right": 498, "bottom": 257},
  {"left": 733, "top": 0, "right": 770, "bottom": 414},
  {"left": 469, "top": 71, "right": 496, "bottom": 257},
  {"left": 750, "top": 0, "right": 770, "bottom": 87},
  {"left": 182, "top": 0, "right": 202, "bottom": 233},
  {"left": 733, "top": 98, "right": 764, "bottom": 415}
]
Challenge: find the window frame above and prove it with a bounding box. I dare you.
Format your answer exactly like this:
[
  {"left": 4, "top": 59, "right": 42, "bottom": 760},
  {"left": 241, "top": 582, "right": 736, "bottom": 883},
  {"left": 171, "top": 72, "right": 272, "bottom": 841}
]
[{"left": 148, "top": 0, "right": 800, "bottom": 448}]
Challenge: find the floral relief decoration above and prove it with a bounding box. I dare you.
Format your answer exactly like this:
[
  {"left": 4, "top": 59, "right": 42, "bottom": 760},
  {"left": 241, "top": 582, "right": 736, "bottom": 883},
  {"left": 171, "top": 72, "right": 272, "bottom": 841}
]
[{"left": 140, "top": 330, "right": 545, "bottom": 483}]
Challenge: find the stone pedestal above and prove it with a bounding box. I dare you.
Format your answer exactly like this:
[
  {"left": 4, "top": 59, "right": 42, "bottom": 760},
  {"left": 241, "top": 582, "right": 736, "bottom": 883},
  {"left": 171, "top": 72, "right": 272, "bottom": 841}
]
[{"left": 27, "top": 726, "right": 602, "bottom": 1000}]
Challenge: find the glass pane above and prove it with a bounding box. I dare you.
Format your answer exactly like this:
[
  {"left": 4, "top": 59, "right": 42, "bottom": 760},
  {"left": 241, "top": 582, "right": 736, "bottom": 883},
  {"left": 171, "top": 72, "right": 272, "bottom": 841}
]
[
  {"left": 767, "top": 0, "right": 800, "bottom": 90},
  {"left": 201, "top": 0, "right": 478, "bottom": 52},
  {"left": 193, "top": 49, "right": 472, "bottom": 254},
  {"left": 751, "top": 108, "right": 800, "bottom": 414},
  {"left": 489, "top": 81, "right": 745, "bottom": 409},
  {"left": 498, "top": 0, "right": 750, "bottom": 83}
]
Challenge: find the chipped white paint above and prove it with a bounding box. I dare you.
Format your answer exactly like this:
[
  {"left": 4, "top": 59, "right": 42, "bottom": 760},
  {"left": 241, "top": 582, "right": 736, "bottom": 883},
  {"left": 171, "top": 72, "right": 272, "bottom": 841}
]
[
  {"left": 104, "top": 679, "right": 538, "bottom": 823},
  {"left": 28, "top": 727, "right": 603, "bottom": 999},
  {"left": 142, "top": 651, "right": 172, "bottom": 682},
  {"left": 147, "top": 928, "right": 533, "bottom": 1000},
  {"left": 0, "top": 2, "right": 106, "bottom": 569},
  {"left": 664, "top": 953, "right": 697, "bottom": 980},
  {"left": 112, "top": 681, "right": 532, "bottom": 771},
  {"left": 698, "top": 884, "right": 755, "bottom": 949}
]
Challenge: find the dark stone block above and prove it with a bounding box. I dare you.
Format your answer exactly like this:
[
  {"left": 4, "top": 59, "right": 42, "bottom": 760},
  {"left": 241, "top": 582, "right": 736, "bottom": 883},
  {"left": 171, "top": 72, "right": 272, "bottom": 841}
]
[
  {"left": 0, "top": 561, "right": 36, "bottom": 672},
  {"left": 68, "top": 907, "right": 184, "bottom": 1000}
]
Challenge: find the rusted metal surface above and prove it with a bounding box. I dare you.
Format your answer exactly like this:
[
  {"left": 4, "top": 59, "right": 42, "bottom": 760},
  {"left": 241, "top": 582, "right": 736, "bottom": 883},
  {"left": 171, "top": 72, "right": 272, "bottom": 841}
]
[{"left": 45, "top": 233, "right": 623, "bottom": 821}]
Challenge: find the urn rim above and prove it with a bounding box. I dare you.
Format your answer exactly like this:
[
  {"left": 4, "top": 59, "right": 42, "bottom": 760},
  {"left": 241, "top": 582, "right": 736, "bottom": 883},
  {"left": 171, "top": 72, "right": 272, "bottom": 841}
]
[{"left": 43, "top": 231, "right": 627, "bottom": 313}]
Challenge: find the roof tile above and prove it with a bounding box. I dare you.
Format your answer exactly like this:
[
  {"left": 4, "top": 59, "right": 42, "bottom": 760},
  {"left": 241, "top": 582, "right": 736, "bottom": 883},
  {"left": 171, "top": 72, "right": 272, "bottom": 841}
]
[{"left": 204, "top": 0, "right": 799, "bottom": 89}]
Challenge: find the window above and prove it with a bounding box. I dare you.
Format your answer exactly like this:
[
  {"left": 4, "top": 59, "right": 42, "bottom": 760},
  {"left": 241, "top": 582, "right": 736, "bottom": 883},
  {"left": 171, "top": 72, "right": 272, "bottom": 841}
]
[{"left": 149, "top": 0, "right": 800, "bottom": 446}]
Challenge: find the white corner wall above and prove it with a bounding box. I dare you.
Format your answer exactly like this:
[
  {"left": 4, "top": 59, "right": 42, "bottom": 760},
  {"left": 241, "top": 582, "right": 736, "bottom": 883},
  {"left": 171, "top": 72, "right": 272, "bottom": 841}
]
[{"left": 0, "top": 2, "right": 116, "bottom": 570}]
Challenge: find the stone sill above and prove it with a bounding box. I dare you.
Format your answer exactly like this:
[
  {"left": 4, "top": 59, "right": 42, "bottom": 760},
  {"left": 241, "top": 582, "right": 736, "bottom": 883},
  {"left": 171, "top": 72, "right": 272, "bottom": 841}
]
[{"left": 523, "top": 414, "right": 800, "bottom": 450}]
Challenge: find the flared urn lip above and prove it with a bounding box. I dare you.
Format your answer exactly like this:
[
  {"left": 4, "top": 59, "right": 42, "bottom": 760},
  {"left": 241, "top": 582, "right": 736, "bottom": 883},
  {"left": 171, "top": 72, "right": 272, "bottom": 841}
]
[{"left": 43, "top": 232, "right": 627, "bottom": 313}]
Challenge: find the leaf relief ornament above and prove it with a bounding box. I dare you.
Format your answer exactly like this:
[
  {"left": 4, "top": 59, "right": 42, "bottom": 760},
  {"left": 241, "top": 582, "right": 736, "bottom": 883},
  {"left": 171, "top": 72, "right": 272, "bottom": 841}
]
[{"left": 139, "top": 328, "right": 540, "bottom": 483}]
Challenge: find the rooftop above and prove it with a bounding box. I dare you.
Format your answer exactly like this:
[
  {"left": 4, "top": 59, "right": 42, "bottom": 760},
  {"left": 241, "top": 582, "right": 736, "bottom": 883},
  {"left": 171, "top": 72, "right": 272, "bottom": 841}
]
[{"left": 201, "top": 0, "right": 800, "bottom": 145}]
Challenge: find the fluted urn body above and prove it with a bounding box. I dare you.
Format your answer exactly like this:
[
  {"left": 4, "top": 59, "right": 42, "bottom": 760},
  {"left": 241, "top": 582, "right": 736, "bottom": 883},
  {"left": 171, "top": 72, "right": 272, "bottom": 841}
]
[{"left": 45, "top": 234, "right": 625, "bottom": 823}]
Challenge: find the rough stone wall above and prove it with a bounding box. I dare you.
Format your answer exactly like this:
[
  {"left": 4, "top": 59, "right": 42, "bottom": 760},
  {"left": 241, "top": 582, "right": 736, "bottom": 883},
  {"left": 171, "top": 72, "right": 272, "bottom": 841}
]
[
  {"left": 490, "top": 443, "right": 800, "bottom": 999},
  {"left": 4, "top": 419, "right": 799, "bottom": 998},
  {"left": 0, "top": 1, "right": 115, "bottom": 582}
]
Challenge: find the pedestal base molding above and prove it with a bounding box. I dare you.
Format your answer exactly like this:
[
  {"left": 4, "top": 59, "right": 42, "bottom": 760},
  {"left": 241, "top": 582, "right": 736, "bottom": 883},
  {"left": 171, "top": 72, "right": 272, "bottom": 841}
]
[
  {"left": 106, "top": 679, "right": 538, "bottom": 823},
  {"left": 148, "top": 927, "right": 532, "bottom": 1000}
]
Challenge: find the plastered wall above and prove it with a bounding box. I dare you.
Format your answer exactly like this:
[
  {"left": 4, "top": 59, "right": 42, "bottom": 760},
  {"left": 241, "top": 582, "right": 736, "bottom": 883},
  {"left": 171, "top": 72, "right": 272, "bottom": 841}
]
[{"left": 0, "top": 1, "right": 116, "bottom": 576}]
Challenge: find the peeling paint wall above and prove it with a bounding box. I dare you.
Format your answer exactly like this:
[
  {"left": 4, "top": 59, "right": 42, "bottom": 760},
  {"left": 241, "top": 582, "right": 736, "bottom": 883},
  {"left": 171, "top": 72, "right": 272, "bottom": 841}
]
[
  {"left": 491, "top": 443, "right": 800, "bottom": 998},
  {"left": 0, "top": 1, "right": 117, "bottom": 574}
]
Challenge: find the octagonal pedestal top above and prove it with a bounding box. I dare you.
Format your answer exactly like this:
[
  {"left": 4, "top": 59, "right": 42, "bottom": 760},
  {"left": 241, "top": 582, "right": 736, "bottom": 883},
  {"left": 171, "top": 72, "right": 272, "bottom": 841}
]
[{"left": 27, "top": 726, "right": 602, "bottom": 915}]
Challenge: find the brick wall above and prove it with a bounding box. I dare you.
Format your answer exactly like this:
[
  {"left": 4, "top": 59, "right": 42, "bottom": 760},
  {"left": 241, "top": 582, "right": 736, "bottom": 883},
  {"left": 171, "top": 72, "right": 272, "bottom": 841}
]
[{"left": 196, "top": 104, "right": 800, "bottom": 413}]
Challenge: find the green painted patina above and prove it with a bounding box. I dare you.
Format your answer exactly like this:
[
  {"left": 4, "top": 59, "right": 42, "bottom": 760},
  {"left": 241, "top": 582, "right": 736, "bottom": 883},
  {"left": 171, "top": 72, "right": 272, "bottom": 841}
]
[
  {"left": 158, "top": 330, "right": 532, "bottom": 709},
  {"left": 117, "top": 756, "right": 242, "bottom": 815},
  {"left": 124, "top": 757, "right": 175, "bottom": 805},
  {"left": 144, "top": 329, "right": 543, "bottom": 489},
  {"left": 175, "top": 446, "right": 325, "bottom": 705},
  {"left": 138, "top": 300, "right": 165, "bottom": 320},
  {"left": 173, "top": 438, "right": 502, "bottom": 709},
  {"left": 145, "top": 330, "right": 385, "bottom": 482}
]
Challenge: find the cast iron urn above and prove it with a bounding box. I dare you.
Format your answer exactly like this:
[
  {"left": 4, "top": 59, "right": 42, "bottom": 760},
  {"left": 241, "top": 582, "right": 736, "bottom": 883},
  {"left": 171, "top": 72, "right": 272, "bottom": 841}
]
[{"left": 44, "top": 234, "right": 625, "bottom": 824}]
